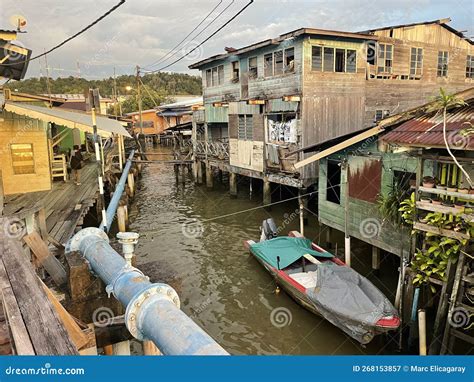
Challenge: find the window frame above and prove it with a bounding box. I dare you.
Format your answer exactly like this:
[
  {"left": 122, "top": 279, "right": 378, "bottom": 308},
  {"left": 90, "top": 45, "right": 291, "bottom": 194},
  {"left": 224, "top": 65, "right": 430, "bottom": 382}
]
[
  {"left": 284, "top": 47, "right": 295, "bottom": 73},
  {"left": 205, "top": 69, "right": 212, "bottom": 87},
  {"left": 437, "top": 51, "right": 449, "bottom": 77},
  {"left": 231, "top": 61, "right": 240, "bottom": 81},
  {"left": 11, "top": 143, "right": 35, "bottom": 175},
  {"left": 264, "top": 53, "right": 273, "bottom": 77},
  {"left": 238, "top": 114, "right": 253, "bottom": 141},
  {"left": 410, "top": 47, "right": 423, "bottom": 77},
  {"left": 248, "top": 56, "right": 258, "bottom": 79},
  {"left": 311, "top": 45, "right": 323, "bottom": 71},
  {"left": 377, "top": 43, "right": 393, "bottom": 74},
  {"left": 466, "top": 55, "right": 474, "bottom": 79}
]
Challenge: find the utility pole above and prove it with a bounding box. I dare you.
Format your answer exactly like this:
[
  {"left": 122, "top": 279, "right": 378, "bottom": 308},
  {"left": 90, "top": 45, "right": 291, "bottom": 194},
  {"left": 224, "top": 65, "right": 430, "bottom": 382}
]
[
  {"left": 113, "top": 67, "right": 118, "bottom": 119},
  {"left": 136, "top": 65, "right": 146, "bottom": 153},
  {"left": 44, "top": 51, "right": 52, "bottom": 107}
]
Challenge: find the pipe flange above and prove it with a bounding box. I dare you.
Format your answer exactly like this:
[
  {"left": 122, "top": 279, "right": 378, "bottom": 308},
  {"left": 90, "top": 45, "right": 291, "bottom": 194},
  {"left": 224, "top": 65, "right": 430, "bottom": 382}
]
[
  {"left": 125, "top": 283, "right": 180, "bottom": 340},
  {"left": 66, "top": 227, "right": 109, "bottom": 253}
]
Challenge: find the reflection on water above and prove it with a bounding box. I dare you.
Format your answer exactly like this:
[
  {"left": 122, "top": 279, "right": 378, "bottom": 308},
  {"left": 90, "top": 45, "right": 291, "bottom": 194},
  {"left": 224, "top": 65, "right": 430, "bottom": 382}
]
[{"left": 130, "top": 147, "right": 399, "bottom": 355}]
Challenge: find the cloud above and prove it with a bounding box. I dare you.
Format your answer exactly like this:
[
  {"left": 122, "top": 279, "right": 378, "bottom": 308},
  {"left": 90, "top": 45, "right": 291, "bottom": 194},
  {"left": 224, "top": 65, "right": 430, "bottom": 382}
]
[{"left": 1, "top": 0, "right": 472, "bottom": 79}]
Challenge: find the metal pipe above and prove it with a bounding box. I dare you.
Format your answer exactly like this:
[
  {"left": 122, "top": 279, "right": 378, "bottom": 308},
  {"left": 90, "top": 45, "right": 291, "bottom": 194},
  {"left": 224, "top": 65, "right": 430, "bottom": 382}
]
[
  {"left": 66, "top": 228, "right": 228, "bottom": 356},
  {"left": 99, "top": 150, "right": 135, "bottom": 232}
]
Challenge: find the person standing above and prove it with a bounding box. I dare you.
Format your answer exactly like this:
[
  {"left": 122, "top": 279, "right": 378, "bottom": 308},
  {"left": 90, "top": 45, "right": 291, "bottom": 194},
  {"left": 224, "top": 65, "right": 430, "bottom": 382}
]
[{"left": 70, "top": 145, "right": 83, "bottom": 185}]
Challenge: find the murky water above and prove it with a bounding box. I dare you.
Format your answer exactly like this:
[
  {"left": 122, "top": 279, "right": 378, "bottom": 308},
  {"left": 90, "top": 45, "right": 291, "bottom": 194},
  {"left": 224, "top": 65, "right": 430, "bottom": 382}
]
[{"left": 130, "top": 147, "right": 400, "bottom": 355}]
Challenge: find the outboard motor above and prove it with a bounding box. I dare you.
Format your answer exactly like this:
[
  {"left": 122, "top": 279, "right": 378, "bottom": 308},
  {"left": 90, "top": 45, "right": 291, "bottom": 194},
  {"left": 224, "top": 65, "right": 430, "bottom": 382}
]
[{"left": 260, "top": 218, "right": 278, "bottom": 242}]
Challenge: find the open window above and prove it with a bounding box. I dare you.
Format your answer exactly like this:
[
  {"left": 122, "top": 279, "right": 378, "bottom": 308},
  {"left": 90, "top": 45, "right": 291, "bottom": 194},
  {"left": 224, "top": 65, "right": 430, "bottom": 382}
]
[
  {"left": 206, "top": 69, "right": 212, "bottom": 87},
  {"left": 274, "top": 50, "right": 283, "bottom": 75},
  {"left": 232, "top": 61, "right": 240, "bottom": 81},
  {"left": 264, "top": 53, "right": 273, "bottom": 77},
  {"left": 11, "top": 143, "right": 35, "bottom": 175},
  {"left": 284, "top": 48, "right": 294, "bottom": 72},
  {"left": 217, "top": 65, "right": 224, "bottom": 85},
  {"left": 326, "top": 160, "right": 341, "bottom": 204},
  {"left": 249, "top": 57, "right": 258, "bottom": 79},
  {"left": 346, "top": 50, "right": 356, "bottom": 73},
  {"left": 367, "top": 41, "right": 376, "bottom": 65},
  {"left": 212, "top": 67, "right": 218, "bottom": 86}
]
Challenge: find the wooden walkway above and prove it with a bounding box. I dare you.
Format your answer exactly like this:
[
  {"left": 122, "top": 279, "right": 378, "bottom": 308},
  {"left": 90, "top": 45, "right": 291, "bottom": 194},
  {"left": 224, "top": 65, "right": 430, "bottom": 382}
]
[{"left": 3, "top": 162, "right": 99, "bottom": 244}]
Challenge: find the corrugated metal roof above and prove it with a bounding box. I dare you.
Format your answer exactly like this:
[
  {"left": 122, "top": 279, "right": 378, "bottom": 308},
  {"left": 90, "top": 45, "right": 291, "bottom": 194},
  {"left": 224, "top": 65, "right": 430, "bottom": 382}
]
[
  {"left": 382, "top": 103, "right": 474, "bottom": 149},
  {"left": 4, "top": 102, "right": 131, "bottom": 138}
]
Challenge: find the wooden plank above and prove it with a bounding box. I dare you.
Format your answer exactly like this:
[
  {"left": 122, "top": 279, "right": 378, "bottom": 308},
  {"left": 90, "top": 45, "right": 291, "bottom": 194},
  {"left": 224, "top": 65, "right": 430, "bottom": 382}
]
[
  {"left": 413, "top": 222, "right": 470, "bottom": 241},
  {"left": 418, "top": 186, "right": 474, "bottom": 201},
  {"left": 0, "top": 262, "right": 34, "bottom": 355},
  {"left": 416, "top": 201, "right": 474, "bottom": 222},
  {"left": 2, "top": 240, "right": 78, "bottom": 355},
  {"left": 41, "top": 280, "right": 88, "bottom": 350},
  {"left": 294, "top": 126, "right": 384, "bottom": 169},
  {"left": 23, "top": 232, "right": 67, "bottom": 287}
]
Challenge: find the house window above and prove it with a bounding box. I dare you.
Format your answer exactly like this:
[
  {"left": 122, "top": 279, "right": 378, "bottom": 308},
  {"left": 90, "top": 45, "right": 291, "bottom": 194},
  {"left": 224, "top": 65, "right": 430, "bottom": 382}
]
[
  {"left": 375, "top": 109, "right": 390, "bottom": 122},
  {"left": 212, "top": 67, "right": 218, "bottom": 86},
  {"left": 437, "top": 51, "right": 449, "bottom": 77},
  {"left": 410, "top": 47, "right": 423, "bottom": 76},
  {"left": 466, "top": 55, "right": 474, "bottom": 78},
  {"left": 346, "top": 50, "right": 356, "bottom": 73},
  {"left": 284, "top": 47, "right": 294, "bottom": 72},
  {"left": 326, "top": 160, "right": 341, "bottom": 204},
  {"left": 248, "top": 57, "right": 258, "bottom": 79},
  {"left": 274, "top": 50, "right": 283, "bottom": 75},
  {"left": 377, "top": 43, "right": 393, "bottom": 73},
  {"left": 238, "top": 114, "right": 253, "bottom": 140},
  {"left": 206, "top": 69, "right": 212, "bottom": 87},
  {"left": 232, "top": 61, "right": 239, "bottom": 81},
  {"left": 11, "top": 143, "right": 35, "bottom": 175},
  {"left": 312, "top": 46, "right": 322, "bottom": 71},
  {"left": 367, "top": 41, "right": 376, "bottom": 65},
  {"left": 335, "top": 49, "right": 346, "bottom": 72},
  {"left": 323, "top": 47, "right": 335, "bottom": 72},
  {"left": 217, "top": 65, "right": 224, "bottom": 85},
  {"left": 264, "top": 53, "right": 273, "bottom": 77}
]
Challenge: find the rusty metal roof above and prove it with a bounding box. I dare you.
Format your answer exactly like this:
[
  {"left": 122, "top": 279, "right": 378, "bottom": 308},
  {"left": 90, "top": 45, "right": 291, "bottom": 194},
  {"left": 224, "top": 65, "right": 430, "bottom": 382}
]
[{"left": 382, "top": 103, "right": 474, "bottom": 150}]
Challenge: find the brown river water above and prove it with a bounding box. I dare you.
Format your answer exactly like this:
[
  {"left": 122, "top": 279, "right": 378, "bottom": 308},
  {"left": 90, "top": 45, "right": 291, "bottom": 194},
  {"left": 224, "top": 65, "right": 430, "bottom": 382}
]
[{"left": 129, "top": 147, "right": 400, "bottom": 355}]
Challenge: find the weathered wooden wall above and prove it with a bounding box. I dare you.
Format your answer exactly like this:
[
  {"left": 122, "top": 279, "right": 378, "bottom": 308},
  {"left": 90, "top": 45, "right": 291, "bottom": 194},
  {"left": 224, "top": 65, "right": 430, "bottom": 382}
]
[{"left": 0, "top": 112, "right": 52, "bottom": 195}]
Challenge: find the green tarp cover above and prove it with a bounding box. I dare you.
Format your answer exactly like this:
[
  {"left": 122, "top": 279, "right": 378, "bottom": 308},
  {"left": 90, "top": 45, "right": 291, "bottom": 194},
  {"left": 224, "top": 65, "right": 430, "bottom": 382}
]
[{"left": 250, "top": 237, "right": 334, "bottom": 270}]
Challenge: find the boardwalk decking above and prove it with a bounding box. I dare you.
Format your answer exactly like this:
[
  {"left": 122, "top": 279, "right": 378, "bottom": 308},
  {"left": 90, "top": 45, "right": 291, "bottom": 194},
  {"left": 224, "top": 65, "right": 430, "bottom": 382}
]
[{"left": 3, "top": 162, "right": 99, "bottom": 244}]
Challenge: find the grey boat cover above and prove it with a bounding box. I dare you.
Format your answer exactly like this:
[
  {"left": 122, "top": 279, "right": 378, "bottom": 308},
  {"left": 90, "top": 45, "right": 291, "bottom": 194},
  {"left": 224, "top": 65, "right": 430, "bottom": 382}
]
[{"left": 306, "top": 262, "right": 398, "bottom": 344}]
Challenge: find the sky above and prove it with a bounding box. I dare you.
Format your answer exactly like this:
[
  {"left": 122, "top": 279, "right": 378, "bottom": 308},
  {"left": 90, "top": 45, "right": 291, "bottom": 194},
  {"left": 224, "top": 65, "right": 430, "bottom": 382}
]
[{"left": 1, "top": 0, "right": 473, "bottom": 80}]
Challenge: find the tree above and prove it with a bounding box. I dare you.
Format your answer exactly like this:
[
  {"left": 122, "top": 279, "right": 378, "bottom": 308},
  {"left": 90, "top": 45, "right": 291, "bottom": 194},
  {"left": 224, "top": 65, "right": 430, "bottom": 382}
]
[{"left": 430, "top": 88, "right": 473, "bottom": 188}]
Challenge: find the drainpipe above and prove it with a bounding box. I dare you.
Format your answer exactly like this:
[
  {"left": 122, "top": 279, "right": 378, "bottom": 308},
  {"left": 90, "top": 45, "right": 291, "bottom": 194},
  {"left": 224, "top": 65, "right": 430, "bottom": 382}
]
[
  {"left": 99, "top": 149, "right": 135, "bottom": 233},
  {"left": 66, "top": 227, "right": 228, "bottom": 355}
]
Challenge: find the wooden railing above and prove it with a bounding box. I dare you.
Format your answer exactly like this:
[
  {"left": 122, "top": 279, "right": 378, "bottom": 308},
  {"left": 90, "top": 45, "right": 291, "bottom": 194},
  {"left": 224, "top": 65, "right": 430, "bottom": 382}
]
[{"left": 195, "top": 139, "right": 229, "bottom": 160}]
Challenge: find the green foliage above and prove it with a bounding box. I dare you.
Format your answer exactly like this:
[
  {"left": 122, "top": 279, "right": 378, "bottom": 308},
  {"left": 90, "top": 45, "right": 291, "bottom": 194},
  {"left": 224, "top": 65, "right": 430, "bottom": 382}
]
[
  {"left": 399, "top": 192, "right": 416, "bottom": 226},
  {"left": 6, "top": 72, "right": 202, "bottom": 102},
  {"left": 377, "top": 183, "right": 406, "bottom": 227}
]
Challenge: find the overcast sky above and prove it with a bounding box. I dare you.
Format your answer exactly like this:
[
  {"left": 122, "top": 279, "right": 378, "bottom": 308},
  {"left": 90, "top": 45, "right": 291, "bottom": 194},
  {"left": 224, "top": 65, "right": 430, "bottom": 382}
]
[{"left": 1, "top": 0, "right": 473, "bottom": 80}]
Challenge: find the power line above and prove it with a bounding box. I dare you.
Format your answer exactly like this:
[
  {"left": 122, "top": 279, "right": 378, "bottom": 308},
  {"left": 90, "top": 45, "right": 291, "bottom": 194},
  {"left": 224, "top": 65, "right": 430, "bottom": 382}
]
[
  {"left": 0, "top": 0, "right": 126, "bottom": 67},
  {"left": 142, "top": 0, "right": 224, "bottom": 70},
  {"left": 144, "top": 0, "right": 254, "bottom": 74}
]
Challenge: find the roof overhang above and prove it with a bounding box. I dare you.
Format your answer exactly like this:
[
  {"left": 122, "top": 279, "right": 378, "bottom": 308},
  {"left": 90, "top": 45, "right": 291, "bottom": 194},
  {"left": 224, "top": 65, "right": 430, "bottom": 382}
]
[
  {"left": 189, "top": 28, "right": 377, "bottom": 69},
  {"left": 4, "top": 102, "right": 131, "bottom": 138},
  {"left": 0, "top": 30, "right": 17, "bottom": 41}
]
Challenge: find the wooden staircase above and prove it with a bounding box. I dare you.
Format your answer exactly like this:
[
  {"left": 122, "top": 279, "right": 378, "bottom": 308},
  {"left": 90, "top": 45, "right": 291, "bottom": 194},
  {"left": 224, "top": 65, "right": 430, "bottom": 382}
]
[{"left": 51, "top": 154, "right": 68, "bottom": 181}]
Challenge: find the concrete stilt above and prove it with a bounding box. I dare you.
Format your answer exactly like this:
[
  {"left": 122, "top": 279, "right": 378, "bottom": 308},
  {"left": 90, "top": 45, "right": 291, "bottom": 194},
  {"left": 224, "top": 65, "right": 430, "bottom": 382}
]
[
  {"left": 112, "top": 340, "right": 131, "bottom": 355},
  {"left": 263, "top": 178, "right": 271, "bottom": 207},
  {"left": 344, "top": 236, "right": 351, "bottom": 267},
  {"left": 298, "top": 188, "right": 309, "bottom": 226},
  {"left": 372, "top": 246, "right": 381, "bottom": 272},
  {"left": 229, "top": 172, "right": 237, "bottom": 198},
  {"left": 197, "top": 161, "right": 203, "bottom": 184},
  {"left": 127, "top": 173, "right": 135, "bottom": 198},
  {"left": 325, "top": 226, "right": 332, "bottom": 249},
  {"left": 117, "top": 206, "right": 127, "bottom": 233},
  {"left": 206, "top": 163, "right": 213, "bottom": 189},
  {"left": 143, "top": 340, "right": 162, "bottom": 355}
]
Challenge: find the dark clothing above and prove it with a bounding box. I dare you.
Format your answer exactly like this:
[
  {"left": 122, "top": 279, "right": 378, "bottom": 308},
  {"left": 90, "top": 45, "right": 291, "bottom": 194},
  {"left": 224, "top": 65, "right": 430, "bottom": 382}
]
[{"left": 70, "top": 150, "right": 83, "bottom": 170}]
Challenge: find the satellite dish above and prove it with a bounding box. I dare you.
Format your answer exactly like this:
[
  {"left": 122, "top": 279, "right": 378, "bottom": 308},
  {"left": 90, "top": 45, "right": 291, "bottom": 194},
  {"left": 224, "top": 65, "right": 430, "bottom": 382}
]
[{"left": 9, "top": 14, "right": 27, "bottom": 32}]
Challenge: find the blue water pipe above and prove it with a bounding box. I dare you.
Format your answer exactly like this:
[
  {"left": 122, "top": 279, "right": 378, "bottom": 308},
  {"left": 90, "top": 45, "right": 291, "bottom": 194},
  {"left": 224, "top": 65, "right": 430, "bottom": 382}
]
[
  {"left": 99, "top": 149, "right": 135, "bottom": 233},
  {"left": 66, "top": 227, "right": 228, "bottom": 355}
]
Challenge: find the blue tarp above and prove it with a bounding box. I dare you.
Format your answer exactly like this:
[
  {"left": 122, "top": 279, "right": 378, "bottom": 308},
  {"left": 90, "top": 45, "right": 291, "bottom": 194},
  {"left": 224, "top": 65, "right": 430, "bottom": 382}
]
[{"left": 250, "top": 237, "right": 333, "bottom": 269}]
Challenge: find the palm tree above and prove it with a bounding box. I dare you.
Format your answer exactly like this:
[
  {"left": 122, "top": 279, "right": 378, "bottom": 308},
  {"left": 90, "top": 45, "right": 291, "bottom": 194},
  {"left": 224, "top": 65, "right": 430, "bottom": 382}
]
[{"left": 430, "top": 88, "right": 473, "bottom": 188}]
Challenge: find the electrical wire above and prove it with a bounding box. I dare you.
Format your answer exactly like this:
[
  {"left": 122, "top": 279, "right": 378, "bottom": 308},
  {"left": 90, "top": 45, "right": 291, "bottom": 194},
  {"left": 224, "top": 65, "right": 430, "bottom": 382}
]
[
  {"left": 144, "top": 0, "right": 254, "bottom": 74},
  {"left": 138, "top": 77, "right": 160, "bottom": 107},
  {"left": 142, "top": 0, "right": 224, "bottom": 70},
  {"left": 0, "top": 0, "right": 126, "bottom": 67}
]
